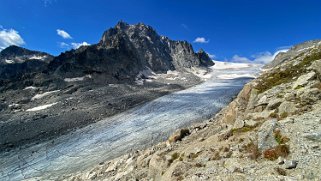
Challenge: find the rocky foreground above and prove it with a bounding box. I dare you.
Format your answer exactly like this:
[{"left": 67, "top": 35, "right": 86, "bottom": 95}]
[{"left": 61, "top": 41, "right": 321, "bottom": 180}]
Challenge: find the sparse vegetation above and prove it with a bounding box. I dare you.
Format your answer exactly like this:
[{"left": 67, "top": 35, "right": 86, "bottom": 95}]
[
  {"left": 172, "top": 152, "right": 179, "bottom": 160},
  {"left": 275, "top": 167, "right": 287, "bottom": 176},
  {"left": 274, "top": 129, "right": 290, "bottom": 144},
  {"left": 243, "top": 142, "right": 261, "bottom": 160},
  {"left": 263, "top": 144, "right": 290, "bottom": 161},
  {"left": 279, "top": 112, "right": 289, "bottom": 119},
  {"left": 255, "top": 50, "right": 321, "bottom": 93},
  {"left": 195, "top": 163, "right": 205, "bottom": 167},
  {"left": 211, "top": 151, "right": 221, "bottom": 160},
  {"left": 232, "top": 125, "right": 256, "bottom": 134},
  {"left": 189, "top": 152, "right": 201, "bottom": 160},
  {"left": 269, "top": 112, "right": 279, "bottom": 119},
  {"left": 168, "top": 152, "right": 180, "bottom": 165}
]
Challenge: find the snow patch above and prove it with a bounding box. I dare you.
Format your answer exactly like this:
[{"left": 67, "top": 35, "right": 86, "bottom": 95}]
[
  {"left": 32, "top": 90, "right": 60, "bottom": 101},
  {"left": 9, "top": 103, "right": 19, "bottom": 108},
  {"left": 24, "top": 86, "right": 37, "bottom": 90},
  {"left": 26, "top": 102, "right": 58, "bottom": 112},
  {"left": 5, "top": 59, "right": 14, "bottom": 64},
  {"left": 29, "top": 55, "right": 47, "bottom": 60},
  {"left": 64, "top": 75, "right": 92, "bottom": 82},
  {"left": 166, "top": 70, "right": 179, "bottom": 76}
]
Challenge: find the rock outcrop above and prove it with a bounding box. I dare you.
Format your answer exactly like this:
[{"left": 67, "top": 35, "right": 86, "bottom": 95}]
[{"left": 62, "top": 40, "right": 321, "bottom": 180}]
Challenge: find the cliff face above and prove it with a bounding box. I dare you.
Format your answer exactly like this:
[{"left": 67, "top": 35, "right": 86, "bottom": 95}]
[{"left": 62, "top": 40, "right": 321, "bottom": 180}]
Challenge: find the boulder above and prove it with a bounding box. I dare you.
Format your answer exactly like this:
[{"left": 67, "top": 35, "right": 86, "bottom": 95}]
[
  {"left": 311, "top": 59, "right": 321, "bottom": 78},
  {"left": 244, "top": 120, "right": 258, "bottom": 127},
  {"left": 233, "top": 119, "right": 245, "bottom": 129},
  {"left": 266, "top": 98, "right": 283, "bottom": 110},
  {"left": 257, "top": 119, "right": 279, "bottom": 150},
  {"left": 299, "top": 88, "right": 321, "bottom": 103},
  {"left": 278, "top": 101, "right": 297, "bottom": 115},
  {"left": 292, "top": 71, "right": 316, "bottom": 89}
]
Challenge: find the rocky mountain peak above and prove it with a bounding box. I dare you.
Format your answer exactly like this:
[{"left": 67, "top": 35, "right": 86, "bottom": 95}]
[
  {"left": 51, "top": 21, "right": 214, "bottom": 81},
  {"left": 0, "top": 45, "right": 53, "bottom": 64}
]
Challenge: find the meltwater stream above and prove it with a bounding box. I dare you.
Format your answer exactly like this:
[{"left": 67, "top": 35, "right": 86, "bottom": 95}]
[{"left": 0, "top": 63, "right": 261, "bottom": 180}]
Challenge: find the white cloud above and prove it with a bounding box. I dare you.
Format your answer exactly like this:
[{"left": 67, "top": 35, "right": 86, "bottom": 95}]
[
  {"left": 59, "top": 41, "right": 90, "bottom": 49},
  {"left": 231, "top": 55, "right": 251, "bottom": 63},
  {"left": 0, "top": 28, "right": 25, "bottom": 50},
  {"left": 43, "top": 0, "right": 56, "bottom": 7},
  {"left": 252, "top": 49, "right": 288, "bottom": 64},
  {"left": 229, "top": 49, "right": 289, "bottom": 64},
  {"left": 207, "top": 52, "right": 216, "bottom": 59},
  {"left": 193, "top": 37, "right": 209, "bottom": 43},
  {"left": 181, "top": 24, "right": 189, "bottom": 30},
  {"left": 71, "top": 42, "right": 90, "bottom": 49},
  {"left": 57, "top": 29, "right": 72, "bottom": 39},
  {"left": 59, "top": 42, "right": 70, "bottom": 48}
]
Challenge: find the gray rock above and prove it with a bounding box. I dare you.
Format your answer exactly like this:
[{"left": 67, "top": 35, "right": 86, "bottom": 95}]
[
  {"left": 285, "top": 160, "right": 298, "bottom": 169},
  {"left": 284, "top": 92, "right": 296, "bottom": 101},
  {"left": 299, "top": 88, "right": 321, "bottom": 103},
  {"left": 303, "top": 132, "right": 321, "bottom": 142},
  {"left": 266, "top": 98, "right": 283, "bottom": 110},
  {"left": 233, "top": 119, "right": 245, "bottom": 129},
  {"left": 257, "top": 119, "right": 279, "bottom": 150},
  {"left": 292, "top": 71, "right": 316, "bottom": 89},
  {"left": 311, "top": 59, "right": 321, "bottom": 78},
  {"left": 278, "top": 101, "right": 297, "bottom": 115},
  {"left": 244, "top": 120, "right": 257, "bottom": 127}
]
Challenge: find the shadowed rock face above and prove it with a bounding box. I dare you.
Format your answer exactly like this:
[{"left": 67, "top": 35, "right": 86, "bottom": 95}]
[
  {"left": 0, "top": 45, "right": 53, "bottom": 64},
  {"left": 0, "top": 46, "right": 54, "bottom": 87},
  {"left": 49, "top": 21, "right": 214, "bottom": 81}
]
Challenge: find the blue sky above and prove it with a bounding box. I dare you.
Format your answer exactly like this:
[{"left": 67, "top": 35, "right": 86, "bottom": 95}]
[{"left": 0, "top": 0, "right": 320, "bottom": 62}]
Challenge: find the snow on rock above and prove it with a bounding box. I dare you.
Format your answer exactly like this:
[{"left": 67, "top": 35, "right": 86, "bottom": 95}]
[
  {"left": 188, "top": 67, "right": 213, "bottom": 80},
  {"left": 5, "top": 59, "right": 14, "bottom": 64},
  {"left": 24, "top": 86, "right": 38, "bottom": 90},
  {"left": 31, "top": 90, "right": 60, "bottom": 101},
  {"left": 26, "top": 102, "right": 58, "bottom": 112},
  {"left": 64, "top": 75, "right": 92, "bottom": 82},
  {"left": 29, "top": 55, "right": 48, "bottom": 60},
  {"left": 8, "top": 103, "right": 20, "bottom": 108}
]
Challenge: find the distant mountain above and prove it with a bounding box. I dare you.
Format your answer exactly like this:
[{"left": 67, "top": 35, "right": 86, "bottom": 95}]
[
  {"left": 0, "top": 45, "right": 53, "bottom": 64},
  {"left": 0, "top": 46, "right": 53, "bottom": 82},
  {"left": 49, "top": 21, "right": 214, "bottom": 81}
]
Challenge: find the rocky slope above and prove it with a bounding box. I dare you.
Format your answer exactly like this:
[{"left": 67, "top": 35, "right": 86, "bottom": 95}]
[
  {"left": 0, "top": 22, "right": 213, "bottom": 151},
  {"left": 62, "top": 40, "right": 321, "bottom": 180}
]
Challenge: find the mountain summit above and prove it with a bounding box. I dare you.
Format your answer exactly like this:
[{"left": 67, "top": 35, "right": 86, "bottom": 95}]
[{"left": 50, "top": 21, "right": 213, "bottom": 81}]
